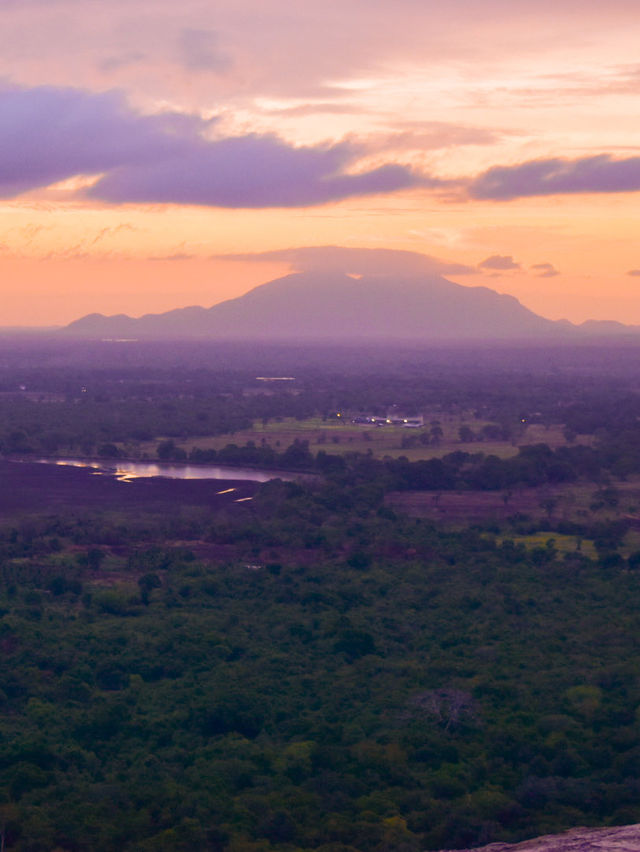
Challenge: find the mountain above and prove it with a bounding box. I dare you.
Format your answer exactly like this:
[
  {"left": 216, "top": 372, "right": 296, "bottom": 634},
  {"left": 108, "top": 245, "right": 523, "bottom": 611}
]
[{"left": 63, "top": 271, "right": 636, "bottom": 341}]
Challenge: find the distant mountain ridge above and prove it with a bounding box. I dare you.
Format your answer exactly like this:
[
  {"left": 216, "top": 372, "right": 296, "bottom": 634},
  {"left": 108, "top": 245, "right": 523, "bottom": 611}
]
[{"left": 64, "top": 271, "right": 640, "bottom": 341}]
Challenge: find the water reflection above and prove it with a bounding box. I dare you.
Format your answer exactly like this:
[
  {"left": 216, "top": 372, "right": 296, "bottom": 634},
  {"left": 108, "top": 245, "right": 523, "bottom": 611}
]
[{"left": 42, "top": 458, "right": 289, "bottom": 483}]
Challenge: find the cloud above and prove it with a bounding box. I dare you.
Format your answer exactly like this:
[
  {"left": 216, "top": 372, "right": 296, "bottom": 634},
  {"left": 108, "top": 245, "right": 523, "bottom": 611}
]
[
  {"left": 148, "top": 252, "right": 195, "bottom": 261},
  {"left": 376, "top": 123, "right": 500, "bottom": 152},
  {"left": 532, "top": 262, "right": 559, "bottom": 277},
  {"left": 0, "top": 85, "right": 210, "bottom": 197},
  {"left": 628, "top": 269, "right": 640, "bottom": 276},
  {"left": 260, "top": 102, "right": 364, "bottom": 117},
  {"left": 502, "top": 64, "right": 640, "bottom": 102},
  {"left": 214, "top": 245, "right": 475, "bottom": 276},
  {"left": 469, "top": 155, "right": 640, "bottom": 200},
  {"left": 0, "top": 84, "right": 430, "bottom": 207},
  {"left": 88, "top": 223, "right": 136, "bottom": 246},
  {"left": 177, "top": 28, "right": 231, "bottom": 72},
  {"left": 98, "top": 52, "right": 146, "bottom": 73},
  {"left": 478, "top": 255, "right": 520, "bottom": 271},
  {"left": 9, "top": 84, "right": 640, "bottom": 214},
  {"left": 88, "top": 136, "right": 430, "bottom": 207},
  {"left": 3, "top": 0, "right": 640, "bottom": 108}
]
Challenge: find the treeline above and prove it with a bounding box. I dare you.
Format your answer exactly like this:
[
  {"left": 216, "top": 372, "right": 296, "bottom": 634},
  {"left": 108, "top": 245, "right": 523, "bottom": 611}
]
[
  {"left": 162, "top": 434, "right": 640, "bottom": 494},
  {"left": 384, "top": 443, "right": 598, "bottom": 491},
  {"left": 4, "top": 354, "right": 640, "bottom": 461},
  {"left": 0, "top": 397, "right": 254, "bottom": 457},
  {"left": 380, "top": 430, "right": 640, "bottom": 492}
]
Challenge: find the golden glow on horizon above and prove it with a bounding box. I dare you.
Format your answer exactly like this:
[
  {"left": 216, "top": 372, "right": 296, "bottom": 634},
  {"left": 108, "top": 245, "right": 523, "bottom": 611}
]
[
  {"left": 1, "top": 1, "right": 639, "bottom": 327},
  {"left": 2, "top": 187, "right": 640, "bottom": 326}
]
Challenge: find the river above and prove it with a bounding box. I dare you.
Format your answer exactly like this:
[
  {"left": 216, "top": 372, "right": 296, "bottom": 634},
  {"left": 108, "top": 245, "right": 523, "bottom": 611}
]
[{"left": 36, "top": 457, "right": 296, "bottom": 483}]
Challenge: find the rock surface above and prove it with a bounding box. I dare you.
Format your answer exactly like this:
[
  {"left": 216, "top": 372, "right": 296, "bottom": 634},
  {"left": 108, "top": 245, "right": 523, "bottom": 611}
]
[{"left": 439, "top": 825, "right": 640, "bottom": 852}]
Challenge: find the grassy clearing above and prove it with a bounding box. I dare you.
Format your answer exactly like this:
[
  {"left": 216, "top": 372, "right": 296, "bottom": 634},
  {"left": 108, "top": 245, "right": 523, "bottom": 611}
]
[
  {"left": 390, "top": 477, "right": 640, "bottom": 522},
  {"left": 389, "top": 476, "right": 640, "bottom": 557},
  {"left": 502, "top": 532, "right": 599, "bottom": 559},
  {"left": 499, "top": 529, "right": 640, "bottom": 560},
  {"left": 131, "top": 416, "right": 579, "bottom": 464}
]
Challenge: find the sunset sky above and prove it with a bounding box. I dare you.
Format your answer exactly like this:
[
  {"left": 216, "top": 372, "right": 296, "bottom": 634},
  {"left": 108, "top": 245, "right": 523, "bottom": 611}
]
[{"left": 2, "top": 0, "right": 640, "bottom": 326}]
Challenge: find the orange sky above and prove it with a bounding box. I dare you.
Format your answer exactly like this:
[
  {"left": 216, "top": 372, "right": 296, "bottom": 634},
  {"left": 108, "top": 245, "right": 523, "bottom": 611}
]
[{"left": 1, "top": 1, "right": 639, "bottom": 326}]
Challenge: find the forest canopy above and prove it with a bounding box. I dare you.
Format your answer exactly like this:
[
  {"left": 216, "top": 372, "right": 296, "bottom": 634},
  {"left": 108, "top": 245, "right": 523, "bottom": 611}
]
[{"left": 0, "top": 340, "right": 639, "bottom": 850}]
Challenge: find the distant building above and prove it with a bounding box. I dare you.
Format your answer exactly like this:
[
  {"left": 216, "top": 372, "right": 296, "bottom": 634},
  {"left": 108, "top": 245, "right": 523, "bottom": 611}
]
[
  {"left": 388, "top": 411, "right": 424, "bottom": 428},
  {"left": 350, "top": 412, "right": 424, "bottom": 428}
]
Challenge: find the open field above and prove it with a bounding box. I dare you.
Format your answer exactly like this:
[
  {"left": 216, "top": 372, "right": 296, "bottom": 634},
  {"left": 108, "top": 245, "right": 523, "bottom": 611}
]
[
  {"left": 387, "top": 477, "right": 640, "bottom": 556},
  {"left": 387, "top": 478, "right": 640, "bottom": 524},
  {"left": 130, "top": 415, "right": 582, "bottom": 463},
  {"left": 502, "top": 532, "right": 599, "bottom": 559}
]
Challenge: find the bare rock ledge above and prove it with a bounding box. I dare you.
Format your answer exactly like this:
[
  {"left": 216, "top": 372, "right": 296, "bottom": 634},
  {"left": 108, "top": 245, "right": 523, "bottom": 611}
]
[{"left": 439, "top": 825, "right": 640, "bottom": 852}]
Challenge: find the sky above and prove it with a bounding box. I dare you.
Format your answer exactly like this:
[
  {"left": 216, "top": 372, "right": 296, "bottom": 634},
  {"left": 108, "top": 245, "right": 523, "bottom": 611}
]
[{"left": 2, "top": 0, "right": 640, "bottom": 327}]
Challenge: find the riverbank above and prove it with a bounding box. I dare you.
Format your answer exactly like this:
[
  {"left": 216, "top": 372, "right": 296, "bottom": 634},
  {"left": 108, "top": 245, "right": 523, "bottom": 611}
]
[
  {"left": 4, "top": 453, "right": 318, "bottom": 482},
  {"left": 0, "top": 458, "right": 263, "bottom": 517}
]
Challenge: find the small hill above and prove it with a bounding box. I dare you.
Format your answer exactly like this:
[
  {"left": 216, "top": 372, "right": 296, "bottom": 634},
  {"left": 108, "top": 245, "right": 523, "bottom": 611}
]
[{"left": 63, "top": 271, "right": 633, "bottom": 341}]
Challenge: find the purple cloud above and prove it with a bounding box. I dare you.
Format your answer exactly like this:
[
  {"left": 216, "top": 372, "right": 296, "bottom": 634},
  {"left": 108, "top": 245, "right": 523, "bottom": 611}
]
[
  {"left": 532, "top": 262, "right": 559, "bottom": 277},
  {"left": 215, "top": 245, "right": 475, "bottom": 275},
  {"left": 469, "top": 155, "right": 640, "bottom": 200},
  {"left": 478, "top": 255, "right": 520, "bottom": 271},
  {"left": 177, "top": 28, "right": 231, "bottom": 72},
  {"left": 627, "top": 269, "right": 640, "bottom": 276},
  {"left": 0, "top": 85, "right": 208, "bottom": 197},
  {"left": 89, "top": 136, "right": 428, "bottom": 207},
  {"left": 0, "top": 84, "right": 428, "bottom": 207}
]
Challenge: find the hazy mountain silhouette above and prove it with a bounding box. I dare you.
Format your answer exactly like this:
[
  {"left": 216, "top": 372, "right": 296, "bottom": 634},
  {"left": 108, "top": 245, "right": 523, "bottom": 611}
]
[{"left": 63, "top": 271, "right": 637, "bottom": 341}]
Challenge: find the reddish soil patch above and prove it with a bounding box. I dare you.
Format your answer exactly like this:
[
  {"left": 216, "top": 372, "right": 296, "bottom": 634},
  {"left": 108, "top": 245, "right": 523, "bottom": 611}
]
[{"left": 386, "top": 486, "right": 566, "bottom": 523}]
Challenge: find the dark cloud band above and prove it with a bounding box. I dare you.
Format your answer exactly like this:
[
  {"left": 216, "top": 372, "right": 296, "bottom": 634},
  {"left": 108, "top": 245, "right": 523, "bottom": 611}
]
[
  {"left": 0, "top": 85, "right": 426, "bottom": 207},
  {"left": 89, "top": 138, "right": 426, "bottom": 208},
  {"left": 469, "top": 154, "right": 640, "bottom": 200},
  {"left": 478, "top": 255, "right": 520, "bottom": 271},
  {"left": 3, "top": 84, "right": 638, "bottom": 209}
]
